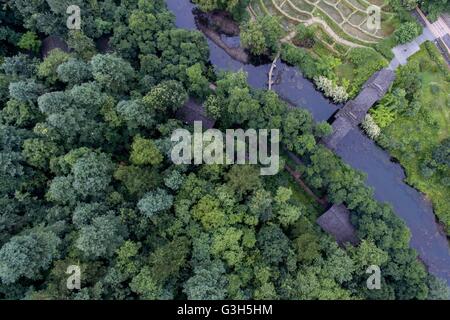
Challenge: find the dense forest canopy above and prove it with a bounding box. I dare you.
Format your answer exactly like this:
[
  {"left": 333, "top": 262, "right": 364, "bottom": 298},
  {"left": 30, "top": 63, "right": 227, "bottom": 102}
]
[{"left": 0, "top": 0, "right": 448, "bottom": 300}]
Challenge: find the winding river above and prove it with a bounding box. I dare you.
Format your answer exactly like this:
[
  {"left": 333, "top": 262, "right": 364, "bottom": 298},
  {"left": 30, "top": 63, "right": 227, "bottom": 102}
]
[{"left": 166, "top": 0, "right": 450, "bottom": 285}]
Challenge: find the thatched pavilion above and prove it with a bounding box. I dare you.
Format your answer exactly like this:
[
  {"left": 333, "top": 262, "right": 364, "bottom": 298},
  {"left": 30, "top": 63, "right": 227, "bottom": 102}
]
[
  {"left": 317, "top": 204, "right": 359, "bottom": 246},
  {"left": 40, "top": 36, "right": 70, "bottom": 58},
  {"left": 175, "top": 98, "right": 216, "bottom": 129}
]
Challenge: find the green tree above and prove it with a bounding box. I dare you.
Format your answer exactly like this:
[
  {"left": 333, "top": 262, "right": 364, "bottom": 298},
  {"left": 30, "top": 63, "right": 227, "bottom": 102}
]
[
  {"left": 241, "top": 21, "right": 266, "bottom": 56},
  {"left": 114, "top": 165, "right": 161, "bottom": 197},
  {"left": 116, "top": 99, "right": 156, "bottom": 129},
  {"left": 76, "top": 213, "right": 126, "bottom": 259},
  {"left": 18, "top": 31, "right": 41, "bottom": 53},
  {"left": 211, "top": 227, "right": 245, "bottom": 267},
  {"left": 1, "top": 99, "right": 41, "bottom": 127},
  {"left": 138, "top": 188, "right": 174, "bottom": 218},
  {"left": 192, "top": 195, "right": 227, "bottom": 230},
  {"left": 259, "top": 15, "right": 283, "bottom": 53},
  {"left": 295, "top": 24, "right": 315, "bottom": 48},
  {"left": 194, "top": 0, "right": 250, "bottom": 20},
  {"left": 394, "top": 22, "right": 422, "bottom": 44},
  {"left": 186, "top": 63, "right": 210, "bottom": 99},
  {"left": 1, "top": 54, "right": 38, "bottom": 78},
  {"left": 148, "top": 237, "right": 190, "bottom": 284},
  {"left": 183, "top": 261, "right": 228, "bottom": 300},
  {"left": 0, "top": 228, "right": 61, "bottom": 284},
  {"left": 257, "top": 225, "right": 290, "bottom": 265},
  {"left": 22, "top": 138, "right": 61, "bottom": 170},
  {"left": 274, "top": 187, "right": 301, "bottom": 227},
  {"left": 57, "top": 59, "right": 92, "bottom": 86},
  {"left": 9, "top": 80, "right": 44, "bottom": 102},
  {"left": 72, "top": 202, "right": 107, "bottom": 227},
  {"left": 130, "top": 135, "right": 163, "bottom": 166},
  {"left": 72, "top": 152, "right": 113, "bottom": 197},
  {"left": 37, "top": 49, "right": 70, "bottom": 84},
  {"left": 143, "top": 80, "right": 187, "bottom": 114},
  {"left": 130, "top": 267, "right": 164, "bottom": 299},
  {"left": 67, "top": 31, "right": 97, "bottom": 61},
  {"left": 91, "top": 54, "right": 136, "bottom": 94}
]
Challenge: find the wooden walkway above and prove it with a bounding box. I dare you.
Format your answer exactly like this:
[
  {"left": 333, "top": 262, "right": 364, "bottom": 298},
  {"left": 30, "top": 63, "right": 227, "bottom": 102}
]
[
  {"left": 285, "top": 165, "right": 328, "bottom": 208},
  {"left": 268, "top": 52, "right": 280, "bottom": 90},
  {"left": 416, "top": 7, "right": 450, "bottom": 39}
]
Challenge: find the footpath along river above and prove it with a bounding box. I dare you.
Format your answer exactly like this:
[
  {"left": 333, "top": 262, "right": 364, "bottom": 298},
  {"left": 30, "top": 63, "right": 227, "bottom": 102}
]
[{"left": 165, "top": 0, "right": 450, "bottom": 285}]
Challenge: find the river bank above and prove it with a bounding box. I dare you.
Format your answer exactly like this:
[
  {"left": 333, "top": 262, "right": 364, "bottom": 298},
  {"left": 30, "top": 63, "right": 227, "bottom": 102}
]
[{"left": 194, "top": 9, "right": 249, "bottom": 64}]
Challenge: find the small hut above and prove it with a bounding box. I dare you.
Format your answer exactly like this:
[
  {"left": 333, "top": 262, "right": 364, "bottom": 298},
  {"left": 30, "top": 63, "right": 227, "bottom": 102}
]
[
  {"left": 317, "top": 204, "right": 359, "bottom": 246},
  {"left": 175, "top": 98, "right": 216, "bottom": 129},
  {"left": 40, "top": 36, "right": 70, "bottom": 58}
]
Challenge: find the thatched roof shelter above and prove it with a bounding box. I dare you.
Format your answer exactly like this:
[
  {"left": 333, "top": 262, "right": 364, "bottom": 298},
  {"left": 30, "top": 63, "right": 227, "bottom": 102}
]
[
  {"left": 175, "top": 98, "right": 216, "bottom": 129},
  {"left": 317, "top": 204, "right": 359, "bottom": 246},
  {"left": 41, "top": 36, "right": 70, "bottom": 58},
  {"left": 96, "top": 35, "right": 113, "bottom": 53}
]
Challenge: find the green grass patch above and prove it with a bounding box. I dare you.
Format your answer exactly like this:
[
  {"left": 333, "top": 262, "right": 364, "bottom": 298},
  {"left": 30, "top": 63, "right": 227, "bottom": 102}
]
[
  {"left": 381, "top": 44, "right": 450, "bottom": 233},
  {"left": 336, "top": 62, "right": 356, "bottom": 82}
]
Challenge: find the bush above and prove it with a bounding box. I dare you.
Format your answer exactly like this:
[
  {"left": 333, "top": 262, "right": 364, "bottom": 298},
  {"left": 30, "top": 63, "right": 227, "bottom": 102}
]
[
  {"left": 314, "top": 76, "right": 349, "bottom": 103},
  {"left": 346, "top": 48, "right": 387, "bottom": 95},
  {"left": 37, "top": 49, "right": 71, "bottom": 84},
  {"left": 294, "top": 24, "right": 315, "bottom": 48},
  {"left": 394, "top": 22, "right": 422, "bottom": 44},
  {"left": 424, "top": 41, "right": 450, "bottom": 81},
  {"left": 57, "top": 59, "right": 92, "bottom": 85},
  {"left": 281, "top": 44, "right": 318, "bottom": 79},
  {"left": 370, "top": 105, "right": 396, "bottom": 128},
  {"left": 362, "top": 114, "right": 381, "bottom": 140}
]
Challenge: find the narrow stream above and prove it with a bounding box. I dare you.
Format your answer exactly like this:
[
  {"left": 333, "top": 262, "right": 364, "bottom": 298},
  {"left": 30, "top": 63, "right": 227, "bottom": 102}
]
[
  {"left": 165, "top": 0, "right": 450, "bottom": 285},
  {"left": 165, "top": 0, "right": 339, "bottom": 122}
]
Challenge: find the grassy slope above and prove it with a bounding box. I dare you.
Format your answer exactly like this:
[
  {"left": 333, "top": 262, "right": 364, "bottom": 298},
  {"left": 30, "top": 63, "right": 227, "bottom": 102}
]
[{"left": 383, "top": 45, "right": 450, "bottom": 233}]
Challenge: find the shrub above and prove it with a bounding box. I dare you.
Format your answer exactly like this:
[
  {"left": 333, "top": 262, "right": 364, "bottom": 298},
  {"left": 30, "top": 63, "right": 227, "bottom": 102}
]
[
  {"left": 370, "top": 105, "right": 396, "bottom": 128},
  {"left": 294, "top": 24, "right": 315, "bottom": 48},
  {"left": 362, "top": 114, "right": 381, "bottom": 140},
  {"left": 394, "top": 22, "right": 422, "bottom": 44},
  {"left": 314, "top": 76, "right": 349, "bottom": 103}
]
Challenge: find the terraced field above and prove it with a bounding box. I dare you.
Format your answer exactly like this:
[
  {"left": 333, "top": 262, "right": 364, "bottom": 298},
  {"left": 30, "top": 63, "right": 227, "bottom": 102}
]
[{"left": 249, "top": 0, "right": 398, "bottom": 53}]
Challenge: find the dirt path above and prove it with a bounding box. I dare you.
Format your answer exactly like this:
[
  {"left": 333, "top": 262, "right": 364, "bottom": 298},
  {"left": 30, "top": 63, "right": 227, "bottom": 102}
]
[
  {"left": 279, "top": 17, "right": 366, "bottom": 48},
  {"left": 304, "top": 17, "right": 366, "bottom": 48},
  {"left": 285, "top": 165, "right": 328, "bottom": 207},
  {"left": 270, "top": 0, "right": 367, "bottom": 48}
]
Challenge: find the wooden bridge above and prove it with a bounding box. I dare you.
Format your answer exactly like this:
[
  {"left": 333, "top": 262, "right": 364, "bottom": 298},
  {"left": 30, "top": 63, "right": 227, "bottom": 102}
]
[{"left": 323, "top": 68, "right": 396, "bottom": 150}]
